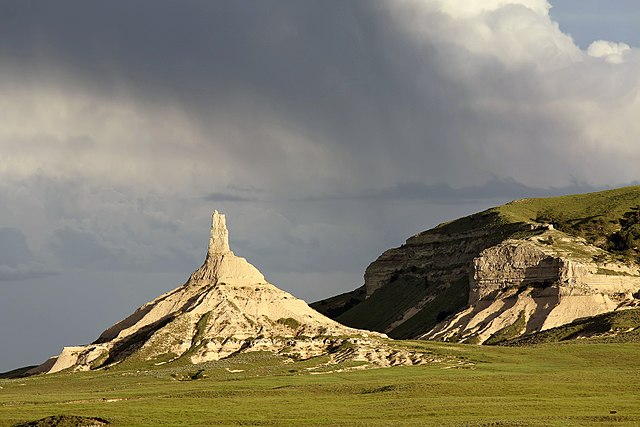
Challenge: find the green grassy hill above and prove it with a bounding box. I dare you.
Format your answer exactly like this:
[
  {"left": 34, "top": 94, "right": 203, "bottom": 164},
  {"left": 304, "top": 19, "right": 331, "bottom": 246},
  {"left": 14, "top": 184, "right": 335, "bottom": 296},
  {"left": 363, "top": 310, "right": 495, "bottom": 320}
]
[
  {"left": 445, "top": 184, "right": 640, "bottom": 255},
  {"left": 496, "top": 185, "right": 640, "bottom": 257},
  {"left": 496, "top": 185, "right": 640, "bottom": 225},
  {"left": 315, "top": 186, "right": 640, "bottom": 339}
]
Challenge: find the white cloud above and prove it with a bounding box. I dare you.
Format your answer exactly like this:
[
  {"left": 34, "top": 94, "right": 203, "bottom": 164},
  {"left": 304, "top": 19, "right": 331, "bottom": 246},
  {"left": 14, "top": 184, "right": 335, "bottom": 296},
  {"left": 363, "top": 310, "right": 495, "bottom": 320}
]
[
  {"left": 384, "top": 0, "right": 640, "bottom": 187},
  {"left": 0, "top": 86, "right": 231, "bottom": 193},
  {"left": 389, "top": 0, "right": 579, "bottom": 71},
  {"left": 587, "top": 40, "right": 631, "bottom": 64},
  {"left": 438, "top": 0, "right": 551, "bottom": 18}
]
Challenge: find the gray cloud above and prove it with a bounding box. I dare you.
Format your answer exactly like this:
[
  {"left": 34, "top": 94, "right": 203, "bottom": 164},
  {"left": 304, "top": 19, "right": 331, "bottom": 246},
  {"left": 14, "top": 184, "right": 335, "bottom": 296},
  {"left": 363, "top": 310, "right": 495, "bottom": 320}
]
[
  {"left": 0, "top": 263, "right": 55, "bottom": 282},
  {"left": 203, "top": 190, "right": 261, "bottom": 203},
  {"left": 0, "top": 227, "right": 56, "bottom": 281},
  {"left": 1, "top": 0, "right": 640, "bottom": 371},
  {"left": 49, "top": 227, "right": 119, "bottom": 270},
  {"left": 1, "top": 0, "right": 639, "bottom": 197},
  {"left": 0, "top": 227, "right": 33, "bottom": 265},
  {"left": 0, "top": 0, "right": 638, "bottom": 285},
  {"left": 294, "top": 178, "right": 608, "bottom": 203},
  {"left": 49, "top": 225, "right": 197, "bottom": 273}
]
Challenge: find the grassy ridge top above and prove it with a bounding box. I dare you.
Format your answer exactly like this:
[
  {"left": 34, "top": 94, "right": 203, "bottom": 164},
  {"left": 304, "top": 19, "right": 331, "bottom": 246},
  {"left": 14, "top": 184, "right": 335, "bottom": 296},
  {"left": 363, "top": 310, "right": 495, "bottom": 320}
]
[
  {"left": 433, "top": 185, "right": 640, "bottom": 235},
  {"left": 429, "top": 186, "right": 640, "bottom": 264},
  {"left": 495, "top": 185, "right": 640, "bottom": 225}
]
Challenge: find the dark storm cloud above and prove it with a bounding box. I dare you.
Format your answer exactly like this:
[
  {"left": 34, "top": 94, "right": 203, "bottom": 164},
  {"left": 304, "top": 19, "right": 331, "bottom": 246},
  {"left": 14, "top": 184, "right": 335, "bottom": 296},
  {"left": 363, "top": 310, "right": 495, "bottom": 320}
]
[
  {"left": 1, "top": 0, "right": 637, "bottom": 279},
  {"left": 295, "top": 179, "right": 607, "bottom": 203},
  {"left": 0, "top": 227, "right": 33, "bottom": 265},
  {"left": 0, "top": 264, "right": 55, "bottom": 282},
  {"left": 1, "top": 1, "right": 395, "bottom": 116},
  {"left": 0, "top": 0, "right": 478, "bottom": 189},
  {"left": 0, "top": 227, "right": 55, "bottom": 281},
  {"left": 203, "top": 191, "right": 259, "bottom": 203},
  {"left": 1, "top": 0, "right": 640, "bottom": 285},
  {"left": 49, "top": 226, "right": 197, "bottom": 272},
  {"left": 49, "top": 227, "right": 119, "bottom": 269},
  {"left": 3, "top": 0, "right": 639, "bottom": 193}
]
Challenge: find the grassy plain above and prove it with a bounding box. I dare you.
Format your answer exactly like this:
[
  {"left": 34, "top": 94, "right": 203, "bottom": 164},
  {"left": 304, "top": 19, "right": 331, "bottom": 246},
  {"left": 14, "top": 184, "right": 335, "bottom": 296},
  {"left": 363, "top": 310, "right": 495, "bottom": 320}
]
[{"left": 2, "top": 341, "right": 639, "bottom": 426}]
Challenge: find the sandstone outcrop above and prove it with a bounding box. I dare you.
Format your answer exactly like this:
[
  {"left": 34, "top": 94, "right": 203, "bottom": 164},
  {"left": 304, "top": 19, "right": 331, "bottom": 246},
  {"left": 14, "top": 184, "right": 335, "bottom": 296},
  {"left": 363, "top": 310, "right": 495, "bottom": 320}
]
[
  {"left": 31, "top": 211, "right": 433, "bottom": 374},
  {"left": 316, "top": 187, "right": 640, "bottom": 343},
  {"left": 421, "top": 230, "right": 640, "bottom": 343},
  {"left": 316, "top": 211, "right": 528, "bottom": 338}
]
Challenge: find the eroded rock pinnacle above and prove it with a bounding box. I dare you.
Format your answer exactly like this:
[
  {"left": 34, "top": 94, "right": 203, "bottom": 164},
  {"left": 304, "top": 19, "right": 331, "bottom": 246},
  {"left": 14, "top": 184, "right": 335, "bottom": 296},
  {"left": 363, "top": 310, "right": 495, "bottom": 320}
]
[{"left": 208, "top": 210, "right": 230, "bottom": 255}]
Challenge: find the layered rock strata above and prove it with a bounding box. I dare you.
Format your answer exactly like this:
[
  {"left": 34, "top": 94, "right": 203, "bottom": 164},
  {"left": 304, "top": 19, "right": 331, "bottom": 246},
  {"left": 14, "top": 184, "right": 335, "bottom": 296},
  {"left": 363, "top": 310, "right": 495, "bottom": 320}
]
[
  {"left": 317, "top": 188, "right": 640, "bottom": 343},
  {"left": 421, "top": 231, "right": 640, "bottom": 343},
  {"left": 319, "top": 212, "right": 528, "bottom": 338},
  {"left": 31, "top": 211, "right": 435, "bottom": 374},
  {"left": 319, "top": 213, "right": 640, "bottom": 343}
]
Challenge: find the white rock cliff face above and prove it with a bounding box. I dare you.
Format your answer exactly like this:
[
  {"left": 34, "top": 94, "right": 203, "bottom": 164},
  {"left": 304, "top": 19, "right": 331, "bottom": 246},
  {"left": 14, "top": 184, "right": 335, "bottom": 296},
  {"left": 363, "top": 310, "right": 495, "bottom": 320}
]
[
  {"left": 343, "top": 214, "right": 528, "bottom": 339},
  {"left": 422, "top": 231, "right": 640, "bottom": 343},
  {"left": 31, "top": 212, "right": 433, "bottom": 374}
]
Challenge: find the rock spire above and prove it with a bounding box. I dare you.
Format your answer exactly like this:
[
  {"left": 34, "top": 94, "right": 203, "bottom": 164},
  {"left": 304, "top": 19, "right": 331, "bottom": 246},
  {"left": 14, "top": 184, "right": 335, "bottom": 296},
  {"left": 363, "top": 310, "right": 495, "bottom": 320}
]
[
  {"left": 30, "top": 211, "right": 415, "bottom": 375},
  {"left": 192, "top": 210, "right": 264, "bottom": 284},
  {"left": 208, "top": 210, "right": 230, "bottom": 256}
]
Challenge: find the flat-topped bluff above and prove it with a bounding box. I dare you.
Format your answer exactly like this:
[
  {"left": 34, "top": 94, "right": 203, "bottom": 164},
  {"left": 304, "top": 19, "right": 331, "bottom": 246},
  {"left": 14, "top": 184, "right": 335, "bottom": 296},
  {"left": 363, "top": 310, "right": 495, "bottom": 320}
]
[
  {"left": 313, "top": 186, "right": 640, "bottom": 344},
  {"left": 30, "top": 211, "right": 431, "bottom": 375}
]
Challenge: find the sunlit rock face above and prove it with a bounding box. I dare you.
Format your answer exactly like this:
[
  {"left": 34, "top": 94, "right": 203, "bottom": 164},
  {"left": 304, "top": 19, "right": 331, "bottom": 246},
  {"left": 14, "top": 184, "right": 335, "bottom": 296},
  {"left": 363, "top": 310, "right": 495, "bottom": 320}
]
[
  {"left": 326, "top": 214, "right": 640, "bottom": 344},
  {"left": 422, "top": 232, "right": 640, "bottom": 344},
  {"left": 31, "top": 212, "right": 421, "bottom": 375}
]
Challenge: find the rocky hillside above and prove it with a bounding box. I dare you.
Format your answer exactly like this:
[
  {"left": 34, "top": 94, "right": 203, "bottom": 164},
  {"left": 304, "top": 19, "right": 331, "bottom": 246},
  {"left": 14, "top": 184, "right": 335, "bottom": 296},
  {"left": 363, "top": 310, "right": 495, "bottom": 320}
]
[
  {"left": 30, "top": 212, "right": 430, "bottom": 375},
  {"left": 497, "top": 307, "right": 640, "bottom": 346},
  {"left": 313, "top": 186, "right": 640, "bottom": 343}
]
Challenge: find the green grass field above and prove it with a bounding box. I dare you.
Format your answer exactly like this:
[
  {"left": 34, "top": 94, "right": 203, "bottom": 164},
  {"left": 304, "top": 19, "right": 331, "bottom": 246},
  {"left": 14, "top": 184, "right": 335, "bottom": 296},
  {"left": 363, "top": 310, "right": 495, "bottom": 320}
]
[{"left": 2, "top": 341, "right": 639, "bottom": 426}]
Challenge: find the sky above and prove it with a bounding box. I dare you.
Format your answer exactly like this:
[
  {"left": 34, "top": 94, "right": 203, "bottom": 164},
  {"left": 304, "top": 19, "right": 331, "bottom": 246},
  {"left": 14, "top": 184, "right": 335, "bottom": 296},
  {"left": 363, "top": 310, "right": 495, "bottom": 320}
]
[{"left": 1, "top": 0, "right": 640, "bottom": 372}]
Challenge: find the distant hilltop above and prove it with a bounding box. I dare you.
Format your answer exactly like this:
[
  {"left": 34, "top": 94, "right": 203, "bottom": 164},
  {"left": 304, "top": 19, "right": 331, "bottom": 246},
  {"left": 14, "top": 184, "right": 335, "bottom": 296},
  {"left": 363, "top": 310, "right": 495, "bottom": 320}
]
[{"left": 313, "top": 186, "right": 640, "bottom": 344}]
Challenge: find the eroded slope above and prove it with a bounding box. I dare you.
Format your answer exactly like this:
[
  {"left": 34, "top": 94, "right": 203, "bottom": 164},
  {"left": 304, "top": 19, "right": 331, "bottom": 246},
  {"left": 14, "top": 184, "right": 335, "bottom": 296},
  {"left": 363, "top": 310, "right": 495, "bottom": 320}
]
[
  {"left": 317, "top": 186, "right": 640, "bottom": 343},
  {"left": 31, "top": 212, "right": 432, "bottom": 374}
]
